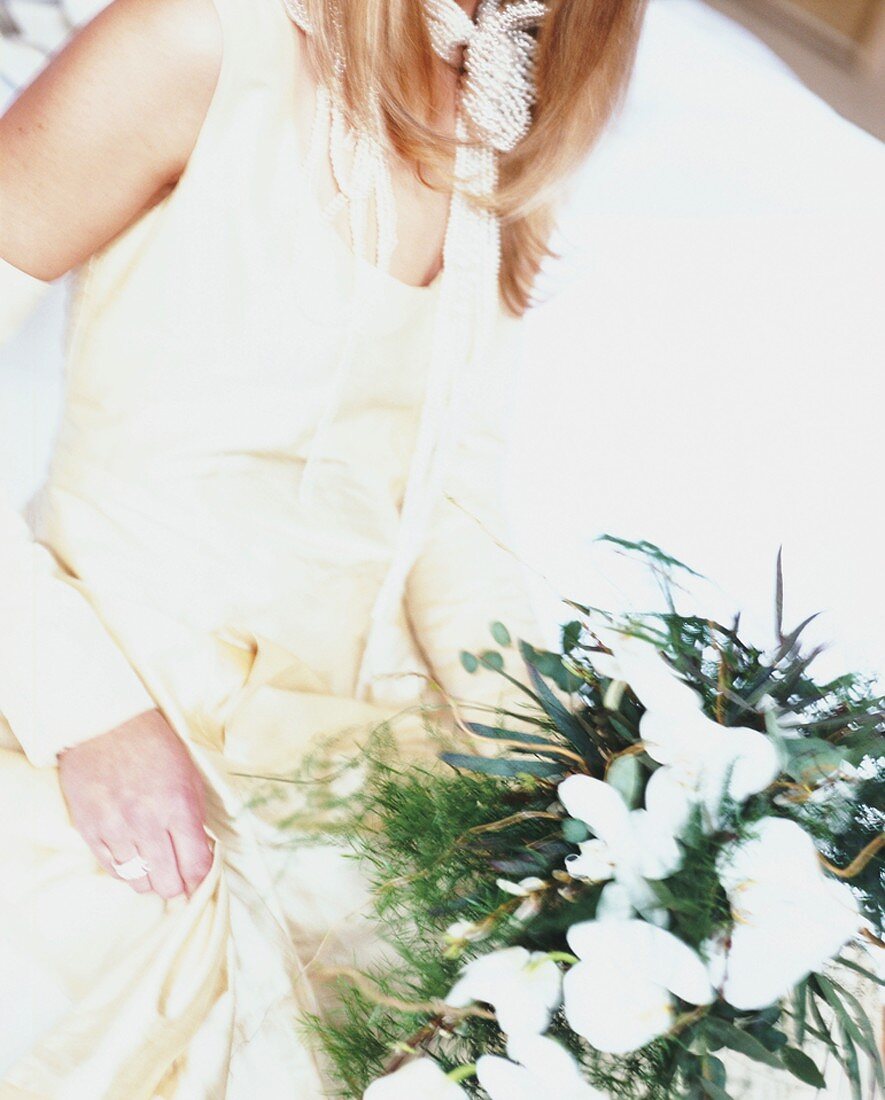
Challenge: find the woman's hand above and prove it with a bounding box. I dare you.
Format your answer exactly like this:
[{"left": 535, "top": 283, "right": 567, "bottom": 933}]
[{"left": 58, "top": 708, "right": 213, "bottom": 899}]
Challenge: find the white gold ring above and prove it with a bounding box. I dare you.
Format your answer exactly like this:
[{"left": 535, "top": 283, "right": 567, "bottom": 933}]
[{"left": 112, "top": 856, "right": 151, "bottom": 881}]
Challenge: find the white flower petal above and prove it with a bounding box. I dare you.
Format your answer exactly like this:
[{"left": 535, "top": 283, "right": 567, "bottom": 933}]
[
  {"left": 630, "top": 808, "right": 683, "bottom": 879},
  {"left": 703, "top": 933, "right": 729, "bottom": 991},
  {"left": 565, "top": 840, "right": 616, "bottom": 882},
  {"left": 563, "top": 958, "right": 674, "bottom": 1054},
  {"left": 564, "top": 920, "right": 713, "bottom": 1053},
  {"left": 641, "top": 709, "right": 780, "bottom": 827},
  {"left": 446, "top": 947, "right": 561, "bottom": 1036},
  {"left": 596, "top": 630, "right": 704, "bottom": 714},
  {"left": 638, "top": 923, "right": 715, "bottom": 1006},
  {"left": 558, "top": 775, "right": 632, "bottom": 850},
  {"left": 476, "top": 1056, "right": 536, "bottom": 1100},
  {"left": 497, "top": 878, "right": 530, "bottom": 896},
  {"left": 721, "top": 728, "right": 781, "bottom": 801},
  {"left": 364, "top": 1059, "right": 467, "bottom": 1099},
  {"left": 596, "top": 881, "right": 634, "bottom": 922},
  {"left": 643, "top": 766, "right": 695, "bottom": 837},
  {"left": 717, "top": 818, "right": 861, "bottom": 1009},
  {"left": 501, "top": 1034, "right": 607, "bottom": 1098}
]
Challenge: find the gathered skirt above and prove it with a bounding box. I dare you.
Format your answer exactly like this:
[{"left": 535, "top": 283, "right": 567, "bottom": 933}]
[{"left": 0, "top": 628, "right": 445, "bottom": 1100}]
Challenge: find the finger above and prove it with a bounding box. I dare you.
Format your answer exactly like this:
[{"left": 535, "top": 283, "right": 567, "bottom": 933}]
[
  {"left": 168, "top": 821, "right": 214, "bottom": 896},
  {"left": 100, "top": 838, "right": 152, "bottom": 895},
  {"left": 140, "top": 830, "right": 187, "bottom": 900}
]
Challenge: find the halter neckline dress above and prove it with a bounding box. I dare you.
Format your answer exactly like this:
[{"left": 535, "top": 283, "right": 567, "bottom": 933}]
[{"left": 0, "top": 0, "right": 540, "bottom": 1094}]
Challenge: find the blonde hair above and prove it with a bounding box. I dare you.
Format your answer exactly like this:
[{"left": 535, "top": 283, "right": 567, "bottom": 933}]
[{"left": 300, "top": 0, "right": 647, "bottom": 316}]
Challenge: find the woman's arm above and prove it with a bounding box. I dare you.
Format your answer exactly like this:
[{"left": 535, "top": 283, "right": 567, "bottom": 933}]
[
  {"left": 0, "top": 0, "right": 221, "bottom": 278},
  {"left": 0, "top": 0, "right": 222, "bottom": 896}
]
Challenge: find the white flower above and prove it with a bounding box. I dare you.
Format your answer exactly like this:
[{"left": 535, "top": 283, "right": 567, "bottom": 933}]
[
  {"left": 446, "top": 947, "right": 562, "bottom": 1036},
  {"left": 558, "top": 774, "right": 682, "bottom": 922},
  {"left": 496, "top": 876, "right": 547, "bottom": 897},
  {"left": 563, "top": 919, "right": 714, "bottom": 1053},
  {"left": 712, "top": 816, "right": 861, "bottom": 1010},
  {"left": 444, "top": 920, "right": 487, "bottom": 949},
  {"left": 640, "top": 708, "right": 781, "bottom": 832},
  {"left": 588, "top": 629, "right": 781, "bottom": 830},
  {"left": 363, "top": 1058, "right": 467, "bottom": 1099},
  {"left": 588, "top": 627, "right": 703, "bottom": 713},
  {"left": 496, "top": 877, "right": 548, "bottom": 921},
  {"left": 477, "top": 1034, "right": 605, "bottom": 1100}
]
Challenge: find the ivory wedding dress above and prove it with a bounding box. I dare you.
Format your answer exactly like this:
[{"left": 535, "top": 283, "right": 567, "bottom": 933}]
[{"left": 0, "top": 0, "right": 541, "bottom": 1093}]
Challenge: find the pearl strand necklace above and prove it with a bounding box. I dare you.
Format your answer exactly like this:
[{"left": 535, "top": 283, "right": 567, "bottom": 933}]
[{"left": 280, "top": 0, "right": 547, "bottom": 702}]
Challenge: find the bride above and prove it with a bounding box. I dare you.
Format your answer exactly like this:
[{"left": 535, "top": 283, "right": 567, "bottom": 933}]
[{"left": 0, "top": 0, "right": 645, "bottom": 1094}]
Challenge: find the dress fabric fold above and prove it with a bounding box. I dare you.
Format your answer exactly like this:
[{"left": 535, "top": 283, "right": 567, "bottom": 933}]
[{"left": 0, "top": 0, "right": 540, "bottom": 1093}]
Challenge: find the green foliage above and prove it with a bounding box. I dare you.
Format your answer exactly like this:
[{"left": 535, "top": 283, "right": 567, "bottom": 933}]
[
  {"left": 652, "top": 805, "right": 735, "bottom": 951},
  {"left": 295, "top": 544, "right": 884, "bottom": 1098}
]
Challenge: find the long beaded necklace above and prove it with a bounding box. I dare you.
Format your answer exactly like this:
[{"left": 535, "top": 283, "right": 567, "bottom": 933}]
[{"left": 281, "top": 0, "right": 547, "bottom": 701}]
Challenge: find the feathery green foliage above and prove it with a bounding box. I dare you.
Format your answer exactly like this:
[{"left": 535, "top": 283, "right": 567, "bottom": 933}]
[{"left": 283, "top": 541, "right": 883, "bottom": 1098}]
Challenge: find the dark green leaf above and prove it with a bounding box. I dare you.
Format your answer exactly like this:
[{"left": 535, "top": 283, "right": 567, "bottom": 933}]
[
  {"left": 700, "top": 1054, "right": 726, "bottom": 1087},
  {"left": 561, "top": 619, "right": 582, "bottom": 653},
  {"left": 490, "top": 621, "right": 512, "bottom": 647},
  {"left": 440, "top": 753, "right": 562, "bottom": 779},
  {"left": 478, "top": 650, "right": 505, "bottom": 672},
  {"left": 594, "top": 534, "right": 705, "bottom": 579},
  {"left": 749, "top": 1025, "right": 788, "bottom": 1053},
  {"left": 698, "top": 1083, "right": 732, "bottom": 1100},
  {"left": 823, "top": 977, "right": 885, "bottom": 1086},
  {"left": 702, "top": 1018, "right": 782, "bottom": 1068},
  {"left": 519, "top": 641, "right": 600, "bottom": 764},
  {"left": 465, "top": 722, "right": 555, "bottom": 748},
  {"left": 792, "top": 980, "right": 808, "bottom": 1044},
  {"left": 835, "top": 955, "right": 885, "bottom": 987},
  {"left": 781, "top": 1047, "right": 826, "bottom": 1088},
  {"left": 815, "top": 976, "right": 877, "bottom": 1060}
]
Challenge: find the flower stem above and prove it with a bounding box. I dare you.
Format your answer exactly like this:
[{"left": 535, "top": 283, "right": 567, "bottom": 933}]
[
  {"left": 547, "top": 951, "right": 579, "bottom": 965},
  {"left": 819, "top": 832, "right": 885, "bottom": 879}
]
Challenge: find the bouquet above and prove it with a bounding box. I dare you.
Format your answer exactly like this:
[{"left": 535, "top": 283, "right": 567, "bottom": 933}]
[{"left": 310, "top": 541, "right": 884, "bottom": 1099}]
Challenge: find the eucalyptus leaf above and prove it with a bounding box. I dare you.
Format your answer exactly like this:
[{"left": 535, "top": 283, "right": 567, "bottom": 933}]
[
  {"left": 605, "top": 753, "right": 643, "bottom": 808},
  {"left": 783, "top": 738, "right": 846, "bottom": 783},
  {"left": 460, "top": 650, "right": 479, "bottom": 674},
  {"left": 562, "top": 817, "right": 590, "bottom": 844},
  {"left": 479, "top": 650, "right": 505, "bottom": 672}
]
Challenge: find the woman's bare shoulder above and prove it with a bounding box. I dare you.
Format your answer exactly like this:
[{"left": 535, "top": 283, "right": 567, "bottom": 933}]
[{"left": 0, "top": 0, "right": 223, "bottom": 279}]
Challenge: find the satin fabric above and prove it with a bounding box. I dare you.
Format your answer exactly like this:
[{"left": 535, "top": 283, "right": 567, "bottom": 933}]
[{"left": 0, "top": 0, "right": 541, "bottom": 1092}]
